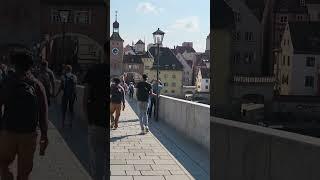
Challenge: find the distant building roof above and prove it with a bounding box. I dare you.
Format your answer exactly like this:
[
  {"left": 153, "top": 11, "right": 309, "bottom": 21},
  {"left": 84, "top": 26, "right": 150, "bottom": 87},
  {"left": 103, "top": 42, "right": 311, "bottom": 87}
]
[
  {"left": 136, "top": 40, "right": 145, "bottom": 45},
  {"left": 148, "top": 47, "right": 184, "bottom": 70},
  {"left": 172, "top": 46, "right": 196, "bottom": 55},
  {"left": 199, "top": 67, "right": 210, "bottom": 79},
  {"left": 274, "top": 0, "right": 308, "bottom": 13},
  {"left": 241, "top": 0, "right": 267, "bottom": 21},
  {"left": 289, "top": 22, "right": 320, "bottom": 55},
  {"left": 110, "top": 32, "right": 124, "bottom": 42},
  {"left": 123, "top": 54, "right": 143, "bottom": 64}
]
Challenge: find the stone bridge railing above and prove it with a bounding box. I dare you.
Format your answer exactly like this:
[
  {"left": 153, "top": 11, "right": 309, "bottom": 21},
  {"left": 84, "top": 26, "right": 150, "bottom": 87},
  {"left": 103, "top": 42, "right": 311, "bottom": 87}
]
[
  {"left": 132, "top": 90, "right": 210, "bottom": 150},
  {"left": 211, "top": 116, "right": 320, "bottom": 180},
  {"left": 158, "top": 95, "right": 210, "bottom": 150}
]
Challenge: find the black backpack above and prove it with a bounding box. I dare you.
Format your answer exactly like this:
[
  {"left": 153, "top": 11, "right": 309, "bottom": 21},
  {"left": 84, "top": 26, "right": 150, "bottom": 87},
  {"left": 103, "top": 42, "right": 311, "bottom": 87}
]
[
  {"left": 110, "top": 84, "right": 123, "bottom": 103},
  {"left": 136, "top": 82, "right": 151, "bottom": 101},
  {"left": 3, "top": 78, "right": 39, "bottom": 133},
  {"left": 64, "top": 75, "right": 76, "bottom": 97}
]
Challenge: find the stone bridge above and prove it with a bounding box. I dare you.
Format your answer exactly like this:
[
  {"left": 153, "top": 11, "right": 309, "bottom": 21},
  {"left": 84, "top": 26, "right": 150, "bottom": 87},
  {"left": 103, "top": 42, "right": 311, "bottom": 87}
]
[{"left": 23, "top": 85, "right": 210, "bottom": 180}]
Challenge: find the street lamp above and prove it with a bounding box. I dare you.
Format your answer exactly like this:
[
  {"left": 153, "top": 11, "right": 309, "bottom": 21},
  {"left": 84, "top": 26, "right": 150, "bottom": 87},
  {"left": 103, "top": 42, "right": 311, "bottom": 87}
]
[
  {"left": 152, "top": 28, "right": 165, "bottom": 122},
  {"left": 59, "top": 10, "right": 70, "bottom": 74}
]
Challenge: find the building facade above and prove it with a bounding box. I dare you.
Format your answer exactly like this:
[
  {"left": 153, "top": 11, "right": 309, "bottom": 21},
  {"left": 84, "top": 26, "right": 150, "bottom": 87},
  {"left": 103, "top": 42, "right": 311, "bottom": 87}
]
[
  {"left": 196, "top": 67, "right": 210, "bottom": 93},
  {"left": 40, "top": 0, "right": 107, "bottom": 71},
  {"left": 148, "top": 47, "right": 184, "bottom": 97},
  {"left": 0, "top": 0, "right": 41, "bottom": 63},
  {"left": 110, "top": 11, "right": 124, "bottom": 78},
  {"left": 279, "top": 22, "right": 320, "bottom": 96}
]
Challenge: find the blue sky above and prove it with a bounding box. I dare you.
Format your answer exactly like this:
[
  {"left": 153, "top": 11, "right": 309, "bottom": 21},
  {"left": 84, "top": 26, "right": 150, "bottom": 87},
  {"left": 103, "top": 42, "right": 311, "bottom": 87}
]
[{"left": 110, "top": 0, "right": 210, "bottom": 52}]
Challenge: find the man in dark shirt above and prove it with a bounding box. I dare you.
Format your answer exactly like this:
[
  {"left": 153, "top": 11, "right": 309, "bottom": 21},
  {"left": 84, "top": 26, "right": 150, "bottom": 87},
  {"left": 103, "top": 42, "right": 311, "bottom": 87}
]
[
  {"left": 83, "top": 63, "right": 108, "bottom": 180},
  {"left": 136, "top": 74, "right": 155, "bottom": 134},
  {"left": 0, "top": 52, "right": 48, "bottom": 180},
  {"left": 37, "top": 60, "right": 55, "bottom": 106}
]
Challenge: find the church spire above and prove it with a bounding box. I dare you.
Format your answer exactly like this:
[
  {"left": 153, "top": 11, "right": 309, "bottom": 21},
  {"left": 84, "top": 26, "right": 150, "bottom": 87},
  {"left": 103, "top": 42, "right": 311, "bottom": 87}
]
[{"left": 113, "top": 10, "right": 119, "bottom": 33}]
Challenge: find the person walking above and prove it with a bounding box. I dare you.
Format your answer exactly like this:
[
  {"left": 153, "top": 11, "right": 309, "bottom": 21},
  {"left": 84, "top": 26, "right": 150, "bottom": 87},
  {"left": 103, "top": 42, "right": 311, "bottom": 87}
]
[
  {"left": 110, "top": 78, "right": 125, "bottom": 130},
  {"left": 56, "top": 65, "right": 77, "bottom": 128},
  {"left": 0, "top": 52, "right": 49, "bottom": 180},
  {"left": 36, "top": 61, "right": 55, "bottom": 106},
  {"left": 148, "top": 80, "right": 163, "bottom": 118},
  {"left": 128, "top": 82, "right": 135, "bottom": 99},
  {"left": 136, "top": 74, "right": 155, "bottom": 134},
  {"left": 83, "top": 63, "right": 108, "bottom": 180}
]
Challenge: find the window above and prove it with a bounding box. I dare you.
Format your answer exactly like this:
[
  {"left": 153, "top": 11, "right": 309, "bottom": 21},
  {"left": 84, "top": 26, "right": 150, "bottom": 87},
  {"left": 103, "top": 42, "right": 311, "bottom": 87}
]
[
  {"left": 128, "top": 65, "right": 132, "bottom": 69},
  {"left": 305, "top": 76, "right": 314, "bottom": 87},
  {"left": 280, "top": 16, "right": 288, "bottom": 23},
  {"left": 234, "top": 12, "right": 241, "bottom": 23},
  {"left": 75, "top": 10, "right": 90, "bottom": 24},
  {"left": 306, "top": 57, "right": 315, "bottom": 67},
  {"left": 164, "top": 90, "right": 168, "bottom": 93},
  {"left": 297, "top": 15, "right": 303, "bottom": 21},
  {"left": 164, "top": 74, "right": 168, "bottom": 78},
  {"left": 300, "top": 0, "right": 305, "bottom": 6},
  {"left": 51, "top": 9, "right": 60, "bottom": 23},
  {"left": 205, "top": 85, "right": 209, "bottom": 89},
  {"left": 172, "top": 82, "right": 176, "bottom": 87},
  {"left": 164, "top": 83, "right": 168, "bottom": 86},
  {"left": 287, "top": 56, "right": 290, "bottom": 66},
  {"left": 171, "top": 90, "right": 175, "bottom": 93},
  {"left": 244, "top": 52, "right": 254, "bottom": 64},
  {"left": 245, "top": 32, "right": 253, "bottom": 41},
  {"left": 233, "top": 52, "right": 241, "bottom": 64},
  {"left": 172, "top": 74, "right": 176, "bottom": 78},
  {"left": 282, "top": 56, "right": 286, "bottom": 65},
  {"left": 233, "top": 31, "right": 241, "bottom": 41},
  {"left": 206, "top": 79, "right": 209, "bottom": 83}
]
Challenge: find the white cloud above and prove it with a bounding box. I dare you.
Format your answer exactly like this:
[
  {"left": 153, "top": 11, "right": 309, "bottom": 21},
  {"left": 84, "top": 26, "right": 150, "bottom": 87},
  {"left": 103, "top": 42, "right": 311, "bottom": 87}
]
[
  {"left": 171, "top": 16, "right": 200, "bottom": 32},
  {"left": 136, "top": 2, "right": 163, "bottom": 14}
]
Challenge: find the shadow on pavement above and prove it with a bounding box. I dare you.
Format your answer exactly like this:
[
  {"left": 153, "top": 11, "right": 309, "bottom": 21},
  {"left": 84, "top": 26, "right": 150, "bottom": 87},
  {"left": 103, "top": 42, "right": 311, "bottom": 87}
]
[
  {"left": 48, "top": 104, "right": 91, "bottom": 174},
  {"left": 126, "top": 97, "right": 210, "bottom": 180}
]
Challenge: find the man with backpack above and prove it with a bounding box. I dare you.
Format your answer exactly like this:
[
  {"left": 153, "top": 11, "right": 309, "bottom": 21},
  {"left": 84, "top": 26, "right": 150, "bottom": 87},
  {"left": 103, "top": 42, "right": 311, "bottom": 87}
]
[
  {"left": 148, "top": 79, "right": 163, "bottom": 119},
  {"left": 0, "top": 51, "right": 48, "bottom": 180},
  {"left": 36, "top": 61, "right": 55, "bottom": 106},
  {"left": 83, "top": 63, "right": 108, "bottom": 180},
  {"left": 110, "top": 78, "right": 125, "bottom": 130},
  {"left": 136, "top": 74, "right": 156, "bottom": 134},
  {"left": 56, "top": 65, "right": 77, "bottom": 128},
  {"left": 128, "top": 82, "right": 135, "bottom": 99}
]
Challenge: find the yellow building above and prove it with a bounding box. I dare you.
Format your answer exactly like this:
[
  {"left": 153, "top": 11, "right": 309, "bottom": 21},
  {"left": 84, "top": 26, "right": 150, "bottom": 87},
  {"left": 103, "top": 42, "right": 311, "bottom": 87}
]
[{"left": 148, "top": 47, "right": 184, "bottom": 98}]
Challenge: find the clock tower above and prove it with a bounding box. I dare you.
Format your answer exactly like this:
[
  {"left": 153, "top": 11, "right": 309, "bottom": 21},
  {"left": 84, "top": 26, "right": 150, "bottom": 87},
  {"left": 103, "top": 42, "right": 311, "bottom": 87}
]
[{"left": 110, "top": 11, "right": 124, "bottom": 77}]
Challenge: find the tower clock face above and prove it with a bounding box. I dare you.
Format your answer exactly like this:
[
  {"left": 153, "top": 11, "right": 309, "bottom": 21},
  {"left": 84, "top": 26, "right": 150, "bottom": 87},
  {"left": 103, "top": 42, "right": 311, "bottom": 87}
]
[{"left": 112, "top": 48, "right": 119, "bottom": 55}]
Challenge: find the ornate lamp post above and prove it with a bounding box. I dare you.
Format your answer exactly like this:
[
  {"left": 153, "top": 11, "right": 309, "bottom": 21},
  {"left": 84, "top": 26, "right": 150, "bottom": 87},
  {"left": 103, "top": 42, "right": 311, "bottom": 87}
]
[{"left": 152, "top": 28, "right": 165, "bottom": 122}]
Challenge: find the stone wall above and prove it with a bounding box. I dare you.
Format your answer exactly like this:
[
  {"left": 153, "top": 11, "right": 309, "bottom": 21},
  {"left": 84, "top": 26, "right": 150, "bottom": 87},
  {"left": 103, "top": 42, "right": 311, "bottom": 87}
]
[
  {"left": 211, "top": 116, "right": 320, "bottom": 180},
  {"left": 158, "top": 95, "right": 210, "bottom": 150}
]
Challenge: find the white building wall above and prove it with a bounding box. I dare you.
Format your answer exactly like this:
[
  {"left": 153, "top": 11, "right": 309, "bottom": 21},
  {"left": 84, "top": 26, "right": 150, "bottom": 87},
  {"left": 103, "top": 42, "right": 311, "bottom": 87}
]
[
  {"left": 290, "top": 54, "right": 320, "bottom": 95},
  {"left": 306, "top": 4, "right": 320, "bottom": 21},
  {"left": 176, "top": 53, "right": 193, "bottom": 85},
  {"left": 134, "top": 44, "right": 145, "bottom": 52}
]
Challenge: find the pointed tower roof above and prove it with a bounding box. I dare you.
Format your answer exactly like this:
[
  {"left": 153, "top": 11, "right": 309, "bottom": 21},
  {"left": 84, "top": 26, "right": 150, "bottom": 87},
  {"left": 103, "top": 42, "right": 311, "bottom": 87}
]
[{"left": 136, "top": 40, "right": 145, "bottom": 45}]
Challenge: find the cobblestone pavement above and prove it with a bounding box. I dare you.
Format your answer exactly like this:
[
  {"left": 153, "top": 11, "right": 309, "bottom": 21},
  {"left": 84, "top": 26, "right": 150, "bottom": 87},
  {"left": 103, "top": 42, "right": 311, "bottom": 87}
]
[
  {"left": 27, "top": 105, "right": 91, "bottom": 179},
  {"left": 110, "top": 100, "right": 196, "bottom": 180}
]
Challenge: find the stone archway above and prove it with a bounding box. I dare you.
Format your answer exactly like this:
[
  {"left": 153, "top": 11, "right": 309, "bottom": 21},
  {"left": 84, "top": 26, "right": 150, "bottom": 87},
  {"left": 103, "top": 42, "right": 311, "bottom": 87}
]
[
  {"left": 41, "top": 33, "right": 105, "bottom": 74},
  {"left": 123, "top": 72, "right": 142, "bottom": 84}
]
